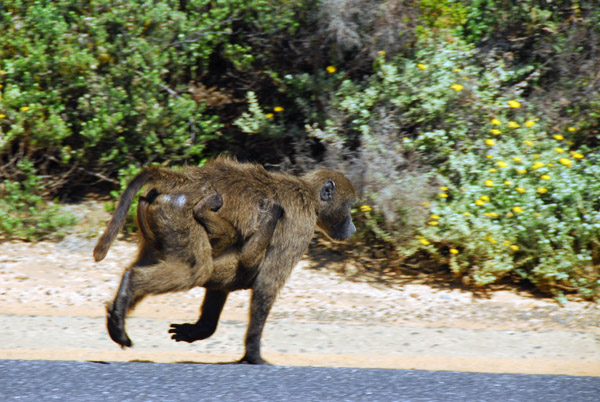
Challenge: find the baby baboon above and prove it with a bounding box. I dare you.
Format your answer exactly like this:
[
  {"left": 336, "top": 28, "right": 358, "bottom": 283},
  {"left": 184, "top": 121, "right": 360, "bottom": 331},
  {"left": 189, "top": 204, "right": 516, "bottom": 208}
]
[{"left": 94, "top": 156, "right": 357, "bottom": 364}]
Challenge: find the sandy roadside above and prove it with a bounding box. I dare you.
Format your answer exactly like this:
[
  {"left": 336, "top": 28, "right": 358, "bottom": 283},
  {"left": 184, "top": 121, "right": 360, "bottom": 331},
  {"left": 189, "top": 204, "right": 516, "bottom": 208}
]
[{"left": 0, "top": 236, "right": 599, "bottom": 376}]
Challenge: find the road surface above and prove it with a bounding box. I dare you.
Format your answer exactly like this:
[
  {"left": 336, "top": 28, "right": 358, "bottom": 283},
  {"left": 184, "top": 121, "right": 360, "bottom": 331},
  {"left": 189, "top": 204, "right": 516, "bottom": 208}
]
[{"left": 1, "top": 360, "right": 598, "bottom": 401}]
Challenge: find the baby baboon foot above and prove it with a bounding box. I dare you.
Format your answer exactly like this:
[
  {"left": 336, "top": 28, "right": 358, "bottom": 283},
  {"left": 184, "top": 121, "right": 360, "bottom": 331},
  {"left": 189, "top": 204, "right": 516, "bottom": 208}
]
[
  {"left": 168, "top": 322, "right": 217, "bottom": 343},
  {"left": 106, "top": 305, "right": 132, "bottom": 348},
  {"left": 193, "top": 193, "right": 223, "bottom": 217}
]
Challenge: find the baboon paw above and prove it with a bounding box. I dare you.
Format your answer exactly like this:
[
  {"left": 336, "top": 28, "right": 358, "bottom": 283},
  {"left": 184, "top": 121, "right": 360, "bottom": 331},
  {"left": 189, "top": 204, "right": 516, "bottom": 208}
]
[
  {"left": 237, "top": 355, "right": 269, "bottom": 365},
  {"left": 168, "top": 322, "right": 215, "bottom": 343},
  {"left": 106, "top": 309, "right": 132, "bottom": 348},
  {"left": 259, "top": 199, "right": 284, "bottom": 219}
]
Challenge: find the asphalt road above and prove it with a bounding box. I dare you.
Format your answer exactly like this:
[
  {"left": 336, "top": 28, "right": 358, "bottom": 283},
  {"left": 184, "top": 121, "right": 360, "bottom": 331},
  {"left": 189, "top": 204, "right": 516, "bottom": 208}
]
[{"left": 1, "top": 360, "right": 597, "bottom": 401}]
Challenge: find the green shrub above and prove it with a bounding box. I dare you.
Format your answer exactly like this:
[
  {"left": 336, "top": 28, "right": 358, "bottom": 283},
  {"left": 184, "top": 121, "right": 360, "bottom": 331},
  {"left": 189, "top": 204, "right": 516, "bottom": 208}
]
[
  {"left": 306, "top": 35, "right": 599, "bottom": 300},
  {"left": 0, "top": 159, "right": 76, "bottom": 240}
]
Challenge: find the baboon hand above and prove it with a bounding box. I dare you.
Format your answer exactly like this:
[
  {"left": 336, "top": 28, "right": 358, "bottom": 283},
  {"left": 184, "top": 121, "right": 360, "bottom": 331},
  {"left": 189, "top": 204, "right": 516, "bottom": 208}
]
[
  {"left": 258, "top": 199, "right": 284, "bottom": 220},
  {"left": 168, "top": 322, "right": 217, "bottom": 343}
]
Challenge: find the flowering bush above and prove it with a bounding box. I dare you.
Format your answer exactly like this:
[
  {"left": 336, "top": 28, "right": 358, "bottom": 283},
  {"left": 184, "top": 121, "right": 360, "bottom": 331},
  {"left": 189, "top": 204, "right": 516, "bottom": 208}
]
[{"left": 303, "top": 35, "right": 599, "bottom": 300}]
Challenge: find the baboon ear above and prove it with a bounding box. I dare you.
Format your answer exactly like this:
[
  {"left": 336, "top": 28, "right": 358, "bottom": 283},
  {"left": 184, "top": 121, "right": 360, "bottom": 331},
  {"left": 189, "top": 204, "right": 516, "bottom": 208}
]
[{"left": 320, "top": 180, "right": 335, "bottom": 201}]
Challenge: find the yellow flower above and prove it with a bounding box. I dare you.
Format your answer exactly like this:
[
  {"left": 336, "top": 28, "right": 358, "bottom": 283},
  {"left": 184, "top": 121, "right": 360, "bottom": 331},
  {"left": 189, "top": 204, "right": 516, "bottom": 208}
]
[
  {"left": 490, "top": 129, "right": 502, "bottom": 135},
  {"left": 360, "top": 205, "right": 372, "bottom": 212},
  {"left": 486, "top": 236, "right": 497, "bottom": 244},
  {"left": 439, "top": 193, "right": 448, "bottom": 198},
  {"left": 20, "top": 106, "right": 30, "bottom": 112},
  {"left": 449, "top": 248, "right": 459, "bottom": 255},
  {"left": 512, "top": 206, "right": 524, "bottom": 213},
  {"left": 554, "top": 147, "right": 564, "bottom": 153},
  {"left": 417, "top": 63, "right": 427, "bottom": 70},
  {"left": 488, "top": 168, "right": 497, "bottom": 173},
  {"left": 512, "top": 157, "right": 522, "bottom": 162},
  {"left": 274, "top": 106, "right": 284, "bottom": 112},
  {"left": 572, "top": 152, "right": 584, "bottom": 159},
  {"left": 485, "top": 139, "right": 495, "bottom": 146},
  {"left": 533, "top": 154, "right": 541, "bottom": 159},
  {"left": 541, "top": 174, "right": 551, "bottom": 180},
  {"left": 430, "top": 214, "right": 440, "bottom": 220},
  {"left": 516, "top": 169, "right": 527, "bottom": 174},
  {"left": 559, "top": 158, "right": 572, "bottom": 167},
  {"left": 440, "top": 186, "right": 448, "bottom": 191},
  {"left": 377, "top": 50, "right": 387, "bottom": 56},
  {"left": 486, "top": 154, "right": 494, "bottom": 159},
  {"left": 506, "top": 212, "right": 514, "bottom": 218},
  {"left": 463, "top": 212, "right": 471, "bottom": 216},
  {"left": 531, "top": 161, "right": 545, "bottom": 170},
  {"left": 523, "top": 140, "right": 534, "bottom": 146},
  {"left": 490, "top": 118, "right": 502, "bottom": 125},
  {"left": 326, "top": 65, "right": 337, "bottom": 74},
  {"left": 450, "top": 84, "right": 464, "bottom": 91},
  {"left": 496, "top": 161, "right": 508, "bottom": 168},
  {"left": 510, "top": 245, "right": 520, "bottom": 251},
  {"left": 485, "top": 180, "right": 494, "bottom": 187},
  {"left": 508, "top": 100, "right": 521, "bottom": 108},
  {"left": 567, "top": 126, "right": 577, "bottom": 132},
  {"left": 553, "top": 134, "right": 564, "bottom": 140},
  {"left": 516, "top": 187, "right": 526, "bottom": 193},
  {"left": 419, "top": 238, "right": 431, "bottom": 245},
  {"left": 508, "top": 121, "right": 520, "bottom": 129},
  {"left": 0, "top": 113, "right": 5, "bottom": 119},
  {"left": 428, "top": 221, "right": 439, "bottom": 226},
  {"left": 525, "top": 120, "right": 536, "bottom": 127},
  {"left": 475, "top": 199, "right": 486, "bottom": 206},
  {"left": 421, "top": 202, "right": 431, "bottom": 206},
  {"left": 265, "top": 113, "right": 274, "bottom": 119},
  {"left": 537, "top": 187, "right": 548, "bottom": 194},
  {"left": 504, "top": 180, "right": 512, "bottom": 185},
  {"left": 480, "top": 195, "right": 490, "bottom": 202}
]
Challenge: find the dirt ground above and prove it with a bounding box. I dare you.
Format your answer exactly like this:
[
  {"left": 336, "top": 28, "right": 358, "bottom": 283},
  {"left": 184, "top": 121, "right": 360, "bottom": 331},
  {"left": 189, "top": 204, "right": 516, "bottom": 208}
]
[{"left": 0, "top": 202, "right": 598, "bottom": 376}]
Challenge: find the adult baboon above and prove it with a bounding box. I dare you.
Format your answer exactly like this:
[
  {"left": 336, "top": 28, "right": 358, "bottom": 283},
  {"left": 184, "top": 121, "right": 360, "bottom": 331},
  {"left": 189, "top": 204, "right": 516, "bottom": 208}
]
[{"left": 94, "top": 156, "right": 357, "bottom": 364}]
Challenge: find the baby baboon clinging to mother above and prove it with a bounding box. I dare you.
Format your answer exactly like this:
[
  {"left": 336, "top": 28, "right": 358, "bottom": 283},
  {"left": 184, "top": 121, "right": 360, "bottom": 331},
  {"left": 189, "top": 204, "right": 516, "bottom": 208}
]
[{"left": 94, "top": 156, "right": 357, "bottom": 364}]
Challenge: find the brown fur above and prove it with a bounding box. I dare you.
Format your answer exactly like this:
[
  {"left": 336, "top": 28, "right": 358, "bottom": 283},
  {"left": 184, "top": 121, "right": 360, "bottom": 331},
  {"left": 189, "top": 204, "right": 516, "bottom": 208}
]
[{"left": 94, "top": 156, "right": 357, "bottom": 364}]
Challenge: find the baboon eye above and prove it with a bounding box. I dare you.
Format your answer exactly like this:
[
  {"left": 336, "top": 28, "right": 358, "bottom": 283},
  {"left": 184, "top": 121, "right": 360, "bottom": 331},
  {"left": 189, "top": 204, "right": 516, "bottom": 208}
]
[{"left": 320, "top": 180, "right": 335, "bottom": 201}]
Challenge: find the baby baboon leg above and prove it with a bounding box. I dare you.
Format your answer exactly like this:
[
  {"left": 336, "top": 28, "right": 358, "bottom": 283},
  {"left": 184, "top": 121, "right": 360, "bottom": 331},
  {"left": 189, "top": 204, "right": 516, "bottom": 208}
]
[
  {"left": 193, "top": 193, "right": 239, "bottom": 256},
  {"left": 106, "top": 270, "right": 134, "bottom": 348},
  {"left": 169, "top": 289, "right": 229, "bottom": 343},
  {"left": 239, "top": 201, "right": 283, "bottom": 268}
]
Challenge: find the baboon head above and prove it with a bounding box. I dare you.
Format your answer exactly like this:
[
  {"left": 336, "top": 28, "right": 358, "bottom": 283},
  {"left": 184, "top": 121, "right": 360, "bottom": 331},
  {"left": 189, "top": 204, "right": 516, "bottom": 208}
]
[{"left": 304, "top": 169, "right": 357, "bottom": 241}]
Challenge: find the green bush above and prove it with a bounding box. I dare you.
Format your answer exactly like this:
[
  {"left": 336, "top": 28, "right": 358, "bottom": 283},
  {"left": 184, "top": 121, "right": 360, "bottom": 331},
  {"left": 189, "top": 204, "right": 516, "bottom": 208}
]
[
  {"left": 0, "top": 159, "right": 76, "bottom": 240},
  {"left": 304, "top": 35, "right": 599, "bottom": 300}
]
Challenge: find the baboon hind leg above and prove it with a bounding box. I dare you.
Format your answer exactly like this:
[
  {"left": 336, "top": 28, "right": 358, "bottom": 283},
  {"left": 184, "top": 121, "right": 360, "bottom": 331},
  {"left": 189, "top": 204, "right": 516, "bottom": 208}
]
[
  {"left": 169, "top": 289, "right": 229, "bottom": 342},
  {"left": 107, "top": 256, "right": 211, "bottom": 348}
]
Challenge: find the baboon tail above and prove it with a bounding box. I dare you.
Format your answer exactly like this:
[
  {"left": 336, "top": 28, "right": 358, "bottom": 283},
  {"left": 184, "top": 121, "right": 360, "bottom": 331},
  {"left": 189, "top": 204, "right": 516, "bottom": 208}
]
[{"left": 93, "top": 167, "right": 159, "bottom": 262}]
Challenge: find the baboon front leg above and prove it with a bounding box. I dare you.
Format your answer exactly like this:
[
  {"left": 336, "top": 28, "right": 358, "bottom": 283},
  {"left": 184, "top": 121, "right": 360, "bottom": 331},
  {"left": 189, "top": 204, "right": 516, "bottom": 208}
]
[
  {"left": 239, "top": 285, "right": 278, "bottom": 365},
  {"left": 169, "top": 289, "right": 229, "bottom": 342},
  {"left": 239, "top": 201, "right": 283, "bottom": 268}
]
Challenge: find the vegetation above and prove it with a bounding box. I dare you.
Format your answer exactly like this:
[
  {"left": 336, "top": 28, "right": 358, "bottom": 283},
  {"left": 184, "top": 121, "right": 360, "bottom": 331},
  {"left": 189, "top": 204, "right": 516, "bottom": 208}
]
[{"left": 1, "top": 0, "right": 599, "bottom": 300}]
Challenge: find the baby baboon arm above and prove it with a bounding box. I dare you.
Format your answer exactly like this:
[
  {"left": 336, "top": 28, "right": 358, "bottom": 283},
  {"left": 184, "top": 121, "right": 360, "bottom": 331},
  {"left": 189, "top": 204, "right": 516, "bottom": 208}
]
[
  {"left": 193, "top": 193, "right": 239, "bottom": 257},
  {"left": 239, "top": 201, "right": 284, "bottom": 269},
  {"left": 169, "top": 289, "right": 229, "bottom": 342}
]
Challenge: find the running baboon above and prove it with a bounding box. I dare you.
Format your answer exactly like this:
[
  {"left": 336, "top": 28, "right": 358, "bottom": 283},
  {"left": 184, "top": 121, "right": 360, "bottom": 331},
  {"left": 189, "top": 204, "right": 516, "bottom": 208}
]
[{"left": 94, "top": 156, "right": 357, "bottom": 364}]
